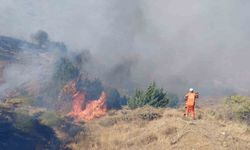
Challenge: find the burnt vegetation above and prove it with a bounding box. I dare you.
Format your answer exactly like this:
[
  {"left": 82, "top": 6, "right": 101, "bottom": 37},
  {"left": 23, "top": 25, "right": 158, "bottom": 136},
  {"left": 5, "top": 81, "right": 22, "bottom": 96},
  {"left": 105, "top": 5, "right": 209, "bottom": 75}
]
[{"left": 0, "top": 105, "right": 60, "bottom": 150}]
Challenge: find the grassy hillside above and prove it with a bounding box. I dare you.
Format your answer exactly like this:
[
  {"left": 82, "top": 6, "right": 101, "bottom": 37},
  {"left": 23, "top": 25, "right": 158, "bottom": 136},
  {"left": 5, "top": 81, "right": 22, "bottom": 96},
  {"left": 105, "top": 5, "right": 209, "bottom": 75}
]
[
  {"left": 67, "top": 106, "right": 250, "bottom": 150},
  {"left": 1, "top": 95, "right": 250, "bottom": 150}
]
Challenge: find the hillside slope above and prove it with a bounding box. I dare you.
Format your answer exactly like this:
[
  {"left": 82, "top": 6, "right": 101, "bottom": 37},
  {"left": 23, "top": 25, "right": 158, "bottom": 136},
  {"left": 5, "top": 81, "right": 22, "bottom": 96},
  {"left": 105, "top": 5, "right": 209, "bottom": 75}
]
[
  {"left": 67, "top": 106, "right": 250, "bottom": 150},
  {"left": 0, "top": 104, "right": 60, "bottom": 150}
]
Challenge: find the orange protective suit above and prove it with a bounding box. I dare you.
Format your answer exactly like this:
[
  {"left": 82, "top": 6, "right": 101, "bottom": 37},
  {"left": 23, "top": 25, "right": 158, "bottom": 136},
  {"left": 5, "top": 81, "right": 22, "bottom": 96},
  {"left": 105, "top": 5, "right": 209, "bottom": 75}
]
[{"left": 184, "top": 92, "right": 198, "bottom": 119}]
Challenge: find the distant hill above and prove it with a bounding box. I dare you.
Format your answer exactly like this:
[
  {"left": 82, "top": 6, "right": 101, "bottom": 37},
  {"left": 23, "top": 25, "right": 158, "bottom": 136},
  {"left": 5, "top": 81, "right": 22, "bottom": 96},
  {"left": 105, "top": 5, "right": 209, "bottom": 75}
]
[
  {"left": 0, "top": 36, "right": 36, "bottom": 84},
  {"left": 0, "top": 35, "right": 67, "bottom": 61},
  {"left": 0, "top": 36, "right": 39, "bottom": 61},
  {"left": 0, "top": 35, "right": 66, "bottom": 84}
]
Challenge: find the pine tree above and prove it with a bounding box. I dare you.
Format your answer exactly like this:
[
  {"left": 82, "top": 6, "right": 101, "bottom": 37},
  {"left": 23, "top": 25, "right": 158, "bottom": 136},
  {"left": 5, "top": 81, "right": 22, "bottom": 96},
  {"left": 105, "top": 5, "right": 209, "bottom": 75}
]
[{"left": 128, "top": 82, "right": 170, "bottom": 109}]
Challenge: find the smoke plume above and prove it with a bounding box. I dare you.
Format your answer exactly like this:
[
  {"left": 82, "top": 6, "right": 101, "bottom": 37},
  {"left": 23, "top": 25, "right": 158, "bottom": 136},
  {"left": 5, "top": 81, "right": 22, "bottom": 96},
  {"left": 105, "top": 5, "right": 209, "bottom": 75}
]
[{"left": 1, "top": 0, "right": 250, "bottom": 96}]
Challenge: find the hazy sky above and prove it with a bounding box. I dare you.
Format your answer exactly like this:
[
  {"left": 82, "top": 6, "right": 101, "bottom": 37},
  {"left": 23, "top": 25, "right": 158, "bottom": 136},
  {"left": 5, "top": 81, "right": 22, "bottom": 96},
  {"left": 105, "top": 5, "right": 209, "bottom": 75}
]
[{"left": 1, "top": 0, "right": 250, "bottom": 95}]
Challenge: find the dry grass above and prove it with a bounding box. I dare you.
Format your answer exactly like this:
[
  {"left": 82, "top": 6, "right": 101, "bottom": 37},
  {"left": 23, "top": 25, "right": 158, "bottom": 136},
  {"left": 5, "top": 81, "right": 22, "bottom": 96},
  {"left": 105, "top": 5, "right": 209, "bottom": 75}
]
[{"left": 66, "top": 106, "right": 250, "bottom": 150}]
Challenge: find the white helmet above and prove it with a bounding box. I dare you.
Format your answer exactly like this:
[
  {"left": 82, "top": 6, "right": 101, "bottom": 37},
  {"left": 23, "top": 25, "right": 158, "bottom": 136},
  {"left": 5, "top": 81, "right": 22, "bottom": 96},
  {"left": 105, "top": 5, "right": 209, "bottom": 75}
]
[{"left": 189, "top": 88, "right": 194, "bottom": 92}]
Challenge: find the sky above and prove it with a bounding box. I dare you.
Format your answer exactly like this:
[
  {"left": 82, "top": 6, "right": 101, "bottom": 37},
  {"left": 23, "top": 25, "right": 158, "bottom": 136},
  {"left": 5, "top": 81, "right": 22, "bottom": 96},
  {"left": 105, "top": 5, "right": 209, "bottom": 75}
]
[{"left": 1, "top": 0, "right": 250, "bottom": 96}]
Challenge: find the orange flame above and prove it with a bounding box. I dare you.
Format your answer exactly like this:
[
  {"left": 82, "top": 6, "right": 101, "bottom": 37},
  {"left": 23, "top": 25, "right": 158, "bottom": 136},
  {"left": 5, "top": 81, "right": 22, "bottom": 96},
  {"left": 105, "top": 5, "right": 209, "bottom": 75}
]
[{"left": 67, "top": 91, "right": 107, "bottom": 122}]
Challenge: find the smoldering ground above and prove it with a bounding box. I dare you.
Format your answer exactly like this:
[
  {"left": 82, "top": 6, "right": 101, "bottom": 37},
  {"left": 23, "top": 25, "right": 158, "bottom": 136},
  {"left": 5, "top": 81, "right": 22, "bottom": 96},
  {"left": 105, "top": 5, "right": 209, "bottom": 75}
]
[{"left": 1, "top": 0, "right": 250, "bottom": 96}]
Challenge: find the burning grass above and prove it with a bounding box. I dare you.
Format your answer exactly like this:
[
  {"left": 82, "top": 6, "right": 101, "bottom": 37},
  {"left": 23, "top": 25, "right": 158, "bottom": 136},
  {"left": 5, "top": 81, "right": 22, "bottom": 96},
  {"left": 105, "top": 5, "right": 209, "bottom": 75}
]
[
  {"left": 60, "top": 79, "right": 108, "bottom": 122},
  {"left": 68, "top": 91, "right": 107, "bottom": 122}
]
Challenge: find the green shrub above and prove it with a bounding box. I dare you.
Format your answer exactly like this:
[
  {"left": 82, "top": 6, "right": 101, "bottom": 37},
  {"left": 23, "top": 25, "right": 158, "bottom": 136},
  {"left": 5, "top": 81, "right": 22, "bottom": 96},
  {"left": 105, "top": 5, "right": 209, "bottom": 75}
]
[
  {"left": 39, "top": 111, "right": 61, "bottom": 126},
  {"left": 128, "top": 82, "right": 169, "bottom": 109},
  {"left": 105, "top": 88, "right": 127, "bottom": 109},
  {"left": 40, "top": 57, "right": 79, "bottom": 107},
  {"left": 224, "top": 95, "right": 250, "bottom": 124},
  {"left": 13, "top": 110, "right": 33, "bottom": 133},
  {"left": 53, "top": 57, "right": 79, "bottom": 87},
  {"left": 5, "top": 97, "right": 33, "bottom": 106}
]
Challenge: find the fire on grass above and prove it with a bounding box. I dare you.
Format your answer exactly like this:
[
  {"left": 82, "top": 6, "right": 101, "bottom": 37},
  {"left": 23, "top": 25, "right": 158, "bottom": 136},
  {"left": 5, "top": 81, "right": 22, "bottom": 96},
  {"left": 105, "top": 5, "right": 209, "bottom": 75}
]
[{"left": 61, "top": 79, "right": 107, "bottom": 122}]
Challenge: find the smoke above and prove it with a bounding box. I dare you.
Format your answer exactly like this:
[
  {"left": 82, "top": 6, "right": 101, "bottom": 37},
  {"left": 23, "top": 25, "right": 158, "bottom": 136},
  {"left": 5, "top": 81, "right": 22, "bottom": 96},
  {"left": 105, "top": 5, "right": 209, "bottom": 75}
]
[
  {"left": 0, "top": 36, "right": 64, "bottom": 97},
  {"left": 1, "top": 0, "right": 250, "bottom": 96}
]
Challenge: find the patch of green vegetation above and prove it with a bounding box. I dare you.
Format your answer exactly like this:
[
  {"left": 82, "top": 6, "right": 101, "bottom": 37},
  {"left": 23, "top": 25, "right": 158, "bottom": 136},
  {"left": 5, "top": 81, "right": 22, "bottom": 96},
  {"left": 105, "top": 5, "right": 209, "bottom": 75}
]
[
  {"left": 224, "top": 95, "right": 250, "bottom": 124},
  {"left": 39, "top": 111, "right": 61, "bottom": 127},
  {"left": 53, "top": 57, "right": 79, "bottom": 88},
  {"left": 13, "top": 109, "right": 33, "bottom": 133},
  {"left": 12, "top": 108, "right": 61, "bottom": 133},
  {"left": 41, "top": 57, "right": 79, "bottom": 108},
  {"left": 5, "top": 97, "right": 33, "bottom": 106},
  {"left": 128, "top": 82, "right": 170, "bottom": 109}
]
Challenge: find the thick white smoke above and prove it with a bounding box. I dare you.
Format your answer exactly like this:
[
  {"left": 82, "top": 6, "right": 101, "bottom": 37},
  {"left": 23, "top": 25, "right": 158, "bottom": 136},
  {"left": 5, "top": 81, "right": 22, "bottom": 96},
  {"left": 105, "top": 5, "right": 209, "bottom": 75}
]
[{"left": 1, "top": 0, "right": 250, "bottom": 96}]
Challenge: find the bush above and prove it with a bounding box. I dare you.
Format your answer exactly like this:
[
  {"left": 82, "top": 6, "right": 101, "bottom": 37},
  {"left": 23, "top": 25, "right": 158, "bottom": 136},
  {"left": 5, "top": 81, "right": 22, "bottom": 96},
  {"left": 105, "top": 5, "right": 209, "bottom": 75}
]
[
  {"left": 39, "top": 111, "right": 61, "bottom": 127},
  {"left": 13, "top": 110, "right": 33, "bottom": 133},
  {"left": 53, "top": 58, "right": 79, "bottom": 87},
  {"left": 224, "top": 95, "right": 250, "bottom": 124},
  {"left": 5, "top": 97, "right": 33, "bottom": 106},
  {"left": 128, "top": 82, "right": 169, "bottom": 109},
  {"left": 31, "top": 30, "right": 49, "bottom": 48},
  {"left": 105, "top": 88, "right": 127, "bottom": 109},
  {"left": 39, "top": 57, "right": 79, "bottom": 107},
  {"left": 138, "top": 112, "right": 162, "bottom": 121}
]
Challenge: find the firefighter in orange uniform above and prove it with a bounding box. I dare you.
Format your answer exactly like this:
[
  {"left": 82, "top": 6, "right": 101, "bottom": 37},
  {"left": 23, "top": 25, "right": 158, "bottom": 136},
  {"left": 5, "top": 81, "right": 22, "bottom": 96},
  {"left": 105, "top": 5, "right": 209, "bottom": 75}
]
[{"left": 184, "top": 88, "right": 199, "bottom": 120}]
